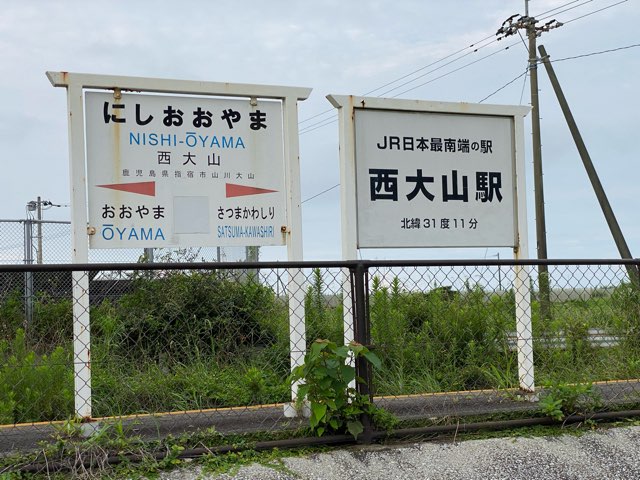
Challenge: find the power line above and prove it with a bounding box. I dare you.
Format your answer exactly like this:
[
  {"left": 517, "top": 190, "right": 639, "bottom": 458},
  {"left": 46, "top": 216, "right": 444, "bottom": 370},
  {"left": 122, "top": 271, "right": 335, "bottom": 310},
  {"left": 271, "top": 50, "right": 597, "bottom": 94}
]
[
  {"left": 298, "top": 35, "right": 499, "bottom": 125},
  {"left": 300, "top": 0, "right": 630, "bottom": 203},
  {"left": 298, "top": 35, "right": 497, "bottom": 126},
  {"left": 302, "top": 183, "right": 340, "bottom": 204},
  {"left": 298, "top": 107, "right": 335, "bottom": 126},
  {"left": 300, "top": 41, "right": 521, "bottom": 135},
  {"left": 519, "top": 62, "right": 529, "bottom": 104},
  {"left": 299, "top": 114, "right": 338, "bottom": 134},
  {"left": 563, "top": 0, "right": 628, "bottom": 23},
  {"left": 299, "top": 37, "right": 503, "bottom": 128},
  {"left": 364, "top": 36, "right": 498, "bottom": 96},
  {"left": 538, "top": 0, "right": 595, "bottom": 21},
  {"left": 478, "top": 68, "right": 529, "bottom": 103},
  {"left": 536, "top": 0, "right": 587, "bottom": 17},
  {"left": 376, "top": 37, "right": 503, "bottom": 97},
  {"left": 391, "top": 40, "right": 520, "bottom": 98},
  {"left": 548, "top": 43, "right": 640, "bottom": 63},
  {"left": 517, "top": 29, "right": 529, "bottom": 52},
  {"left": 299, "top": 115, "right": 338, "bottom": 135},
  {"left": 298, "top": 0, "right": 586, "bottom": 126},
  {"left": 376, "top": 0, "right": 608, "bottom": 100},
  {"left": 300, "top": 0, "right": 619, "bottom": 130},
  {"left": 389, "top": 0, "right": 629, "bottom": 101}
]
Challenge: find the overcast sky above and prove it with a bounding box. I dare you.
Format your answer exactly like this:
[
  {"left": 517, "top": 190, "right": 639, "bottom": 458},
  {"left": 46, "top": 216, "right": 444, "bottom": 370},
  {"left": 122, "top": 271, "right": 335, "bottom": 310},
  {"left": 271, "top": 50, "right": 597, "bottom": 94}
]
[{"left": 0, "top": 0, "right": 638, "bottom": 262}]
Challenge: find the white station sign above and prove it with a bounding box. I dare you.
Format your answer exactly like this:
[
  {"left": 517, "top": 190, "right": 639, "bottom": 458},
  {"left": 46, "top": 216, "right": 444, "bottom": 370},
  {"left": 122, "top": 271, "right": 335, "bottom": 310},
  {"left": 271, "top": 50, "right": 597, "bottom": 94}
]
[
  {"left": 354, "top": 108, "right": 518, "bottom": 248},
  {"left": 85, "top": 92, "right": 286, "bottom": 248}
]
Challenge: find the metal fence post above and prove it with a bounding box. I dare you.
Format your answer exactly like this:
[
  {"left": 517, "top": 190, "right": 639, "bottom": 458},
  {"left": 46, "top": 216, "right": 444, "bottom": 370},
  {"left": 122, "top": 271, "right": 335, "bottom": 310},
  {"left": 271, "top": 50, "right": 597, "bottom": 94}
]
[
  {"left": 143, "top": 247, "right": 154, "bottom": 263},
  {"left": 23, "top": 219, "right": 34, "bottom": 333},
  {"left": 352, "top": 262, "right": 373, "bottom": 443}
]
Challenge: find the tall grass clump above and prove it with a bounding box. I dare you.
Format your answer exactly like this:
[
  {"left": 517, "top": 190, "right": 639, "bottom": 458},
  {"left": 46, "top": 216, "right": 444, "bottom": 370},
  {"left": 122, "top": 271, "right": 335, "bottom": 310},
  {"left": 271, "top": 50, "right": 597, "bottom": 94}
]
[
  {"left": 95, "top": 270, "right": 288, "bottom": 361},
  {"left": 0, "top": 329, "right": 73, "bottom": 423},
  {"left": 533, "top": 280, "right": 640, "bottom": 384},
  {"left": 370, "top": 277, "right": 517, "bottom": 394},
  {"left": 304, "top": 268, "right": 343, "bottom": 344}
]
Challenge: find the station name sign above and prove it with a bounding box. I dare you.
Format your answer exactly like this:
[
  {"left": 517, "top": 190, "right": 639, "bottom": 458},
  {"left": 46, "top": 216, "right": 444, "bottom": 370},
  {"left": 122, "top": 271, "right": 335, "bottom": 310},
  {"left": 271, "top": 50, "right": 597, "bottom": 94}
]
[
  {"left": 327, "top": 95, "right": 529, "bottom": 250},
  {"left": 85, "top": 92, "right": 287, "bottom": 248},
  {"left": 354, "top": 108, "right": 520, "bottom": 248}
]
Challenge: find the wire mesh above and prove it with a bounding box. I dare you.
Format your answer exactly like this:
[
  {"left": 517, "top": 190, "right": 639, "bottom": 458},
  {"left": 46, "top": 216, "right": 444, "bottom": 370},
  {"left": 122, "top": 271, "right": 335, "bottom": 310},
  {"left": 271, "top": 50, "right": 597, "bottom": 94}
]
[
  {"left": 531, "top": 264, "right": 640, "bottom": 410},
  {"left": 0, "top": 260, "right": 639, "bottom": 453},
  {"left": 0, "top": 221, "right": 29, "bottom": 264}
]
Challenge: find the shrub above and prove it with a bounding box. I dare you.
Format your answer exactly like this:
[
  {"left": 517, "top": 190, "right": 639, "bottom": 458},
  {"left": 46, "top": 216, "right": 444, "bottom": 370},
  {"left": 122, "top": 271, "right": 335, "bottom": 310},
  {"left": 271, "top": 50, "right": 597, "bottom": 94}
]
[
  {"left": 370, "top": 279, "right": 516, "bottom": 393},
  {"left": 0, "top": 289, "right": 24, "bottom": 342},
  {"left": 611, "top": 282, "right": 640, "bottom": 344},
  {"left": 31, "top": 293, "right": 73, "bottom": 351},
  {"left": 100, "top": 271, "right": 287, "bottom": 361}
]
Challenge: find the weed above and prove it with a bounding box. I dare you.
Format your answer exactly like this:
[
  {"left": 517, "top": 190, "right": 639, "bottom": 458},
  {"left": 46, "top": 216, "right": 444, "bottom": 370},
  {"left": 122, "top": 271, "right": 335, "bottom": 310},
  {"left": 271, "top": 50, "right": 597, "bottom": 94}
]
[
  {"left": 1, "top": 269, "right": 639, "bottom": 432},
  {"left": 304, "top": 268, "right": 343, "bottom": 344},
  {"left": 290, "top": 339, "right": 383, "bottom": 439},
  {"left": 539, "top": 382, "right": 602, "bottom": 421}
]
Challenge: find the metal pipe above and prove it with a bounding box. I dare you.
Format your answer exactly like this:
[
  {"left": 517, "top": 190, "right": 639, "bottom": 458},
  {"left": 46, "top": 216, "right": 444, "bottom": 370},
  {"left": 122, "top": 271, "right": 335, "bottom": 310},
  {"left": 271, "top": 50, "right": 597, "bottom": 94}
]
[
  {"left": 1, "top": 258, "right": 640, "bottom": 274},
  {"left": 143, "top": 247, "right": 154, "bottom": 263},
  {"left": 23, "top": 219, "right": 34, "bottom": 332},
  {"left": 16, "top": 409, "right": 640, "bottom": 474},
  {"left": 353, "top": 262, "right": 373, "bottom": 442}
]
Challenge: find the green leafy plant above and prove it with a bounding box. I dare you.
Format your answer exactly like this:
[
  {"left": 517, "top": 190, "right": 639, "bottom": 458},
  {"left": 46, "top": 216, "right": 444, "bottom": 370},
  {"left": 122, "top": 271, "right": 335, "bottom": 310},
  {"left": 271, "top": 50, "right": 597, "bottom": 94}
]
[
  {"left": 539, "top": 382, "right": 602, "bottom": 421},
  {"left": 52, "top": 417, "right": 84, "bottom": 441},
  {"left": 290, "top": 339, "right": 382, "bottom": 439}
]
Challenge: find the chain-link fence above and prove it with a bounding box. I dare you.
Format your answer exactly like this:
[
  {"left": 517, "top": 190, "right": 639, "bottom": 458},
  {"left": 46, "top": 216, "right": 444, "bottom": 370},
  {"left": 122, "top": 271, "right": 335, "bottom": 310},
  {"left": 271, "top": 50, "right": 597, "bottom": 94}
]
[
  {"left": 1, "top": 259, "right": 639, "bottom": 453},
  {"left": 367, "top": 261, "right": 640, "bottom": 421}
]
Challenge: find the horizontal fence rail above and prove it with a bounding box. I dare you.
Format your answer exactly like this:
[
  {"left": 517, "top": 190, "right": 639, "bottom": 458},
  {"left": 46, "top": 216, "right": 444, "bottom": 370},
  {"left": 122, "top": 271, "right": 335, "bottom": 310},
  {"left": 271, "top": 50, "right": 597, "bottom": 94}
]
[{"left": 0, "top": 259, "right": 639, "bottom": 454}]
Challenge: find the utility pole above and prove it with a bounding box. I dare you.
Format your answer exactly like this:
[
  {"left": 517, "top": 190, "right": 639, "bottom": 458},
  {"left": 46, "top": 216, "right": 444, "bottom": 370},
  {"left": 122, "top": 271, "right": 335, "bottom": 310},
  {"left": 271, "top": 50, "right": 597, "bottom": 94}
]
[
  {"left": 23, "top": 216, "right": 34, "bottom": 332},
  {"left": 27, "top": 197, "right": 55, "bottom": 264},
  {"left": 496, "top": 4, "right": 562, "bottom": 319},
  {"left": 36, "top": 196, "right": 43, "bottom": 264}
]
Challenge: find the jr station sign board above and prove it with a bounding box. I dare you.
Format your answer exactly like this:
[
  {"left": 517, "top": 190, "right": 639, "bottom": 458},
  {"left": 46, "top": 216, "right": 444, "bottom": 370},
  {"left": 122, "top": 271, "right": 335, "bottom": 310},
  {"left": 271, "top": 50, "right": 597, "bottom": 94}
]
[
  {"left": 85, "top": 92, "right": 286, "bottom": 248},
  {"left": 47, "top": 72, "right": 310, "bottom": 252},
  {"left": 327, "top": 95, "right": 530, "bottom": 250}
]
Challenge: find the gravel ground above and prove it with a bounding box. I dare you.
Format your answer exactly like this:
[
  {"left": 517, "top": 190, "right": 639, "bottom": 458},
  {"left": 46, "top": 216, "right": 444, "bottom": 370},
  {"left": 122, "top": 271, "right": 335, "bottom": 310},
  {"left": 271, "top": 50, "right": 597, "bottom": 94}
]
[{"left": 160, "top": 425, "right": 640, "bottom": 479}]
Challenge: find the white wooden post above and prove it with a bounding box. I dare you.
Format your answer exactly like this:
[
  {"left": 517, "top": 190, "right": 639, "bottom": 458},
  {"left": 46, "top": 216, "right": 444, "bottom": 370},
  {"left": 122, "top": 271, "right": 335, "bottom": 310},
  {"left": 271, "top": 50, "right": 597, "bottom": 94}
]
[{"left": 328, "top": 94, "right": 534, "bottom": 394}]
